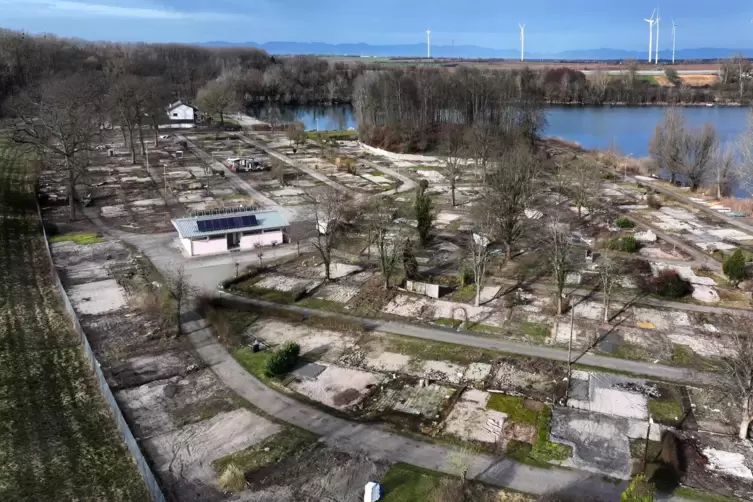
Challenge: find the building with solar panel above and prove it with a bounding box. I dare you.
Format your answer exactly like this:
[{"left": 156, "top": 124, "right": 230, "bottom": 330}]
[{"left": 171, "top": 208, "right": 289, "bottom": 256}]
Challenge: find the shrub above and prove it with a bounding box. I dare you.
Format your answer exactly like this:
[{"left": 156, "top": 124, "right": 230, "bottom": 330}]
[
  {"left": 646, "top": 194, "right": 662, "bottom": 210},
  {"left": 217, "top": 464, "right": 246, "bottom": 493},
  {"left": 723, "top": 249, "right": 747, "bottom": 285},
  {"left": 604, "top": 236, "right": 639, "bottom": 253},
  {"left": 615, "top": 217, "right": 635, "bottom": 229},
  {"left": 620, "top": 235, "right": 639, "bottom": 253},
  {"left": 264, "top": 341, "right": 301, "bottom": 377},
  {"left": 652, "top": 270, "right": 692, "bottom": 299},
  {"left": 459, "top": 262, "right": 474, "bottom": 287}
]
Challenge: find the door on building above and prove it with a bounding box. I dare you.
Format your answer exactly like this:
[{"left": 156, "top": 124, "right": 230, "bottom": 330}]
[{"left": 227, "top": 232, "right": 240, "bottom": 249}]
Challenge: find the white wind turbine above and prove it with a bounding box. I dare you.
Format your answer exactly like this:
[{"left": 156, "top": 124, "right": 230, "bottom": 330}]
[
  {"left": 519, "top": 23, "right": 526, "bottom": 62},
  {"left": 671, "top": 20, "right": 677, "bottom": 64},
  {"left": 426, "top": 28, "right": 431, "bottom": 58},
  {"left": 655, "top": 8, "right": 661, "bottom": 64},
  {"left": 644, "top": 8, "right": 656, "bottom": 63}
]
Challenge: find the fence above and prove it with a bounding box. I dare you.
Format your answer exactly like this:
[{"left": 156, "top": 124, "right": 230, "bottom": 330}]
[{"left": 37, "top": 210, "right": 166, "bottom": 502}]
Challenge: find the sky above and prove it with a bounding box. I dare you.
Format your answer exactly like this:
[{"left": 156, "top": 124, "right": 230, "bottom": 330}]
[{"left": 2, "top": 0, "right": 753, "bottom": 50}]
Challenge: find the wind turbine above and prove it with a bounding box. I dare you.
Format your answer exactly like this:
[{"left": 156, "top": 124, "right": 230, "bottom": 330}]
[
  {"left": 655, "top": 8, "right": 661, "bottom": 64},
  {"left": 671, "top": 20, "right": 677, "bottom": 64},
  {"left": 644, "top": 8, "right": 656, "bottom": 63},
  {"left": 426, "top": 28, "right": 431, "bottom": 58},
  {"left": 519, "top": 23, "right": 526, "bottom": 62}
]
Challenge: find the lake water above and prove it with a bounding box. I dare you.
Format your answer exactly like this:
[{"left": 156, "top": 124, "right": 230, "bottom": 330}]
[{"left": 253, "top": 104, "right": 751, "bottom": 159}]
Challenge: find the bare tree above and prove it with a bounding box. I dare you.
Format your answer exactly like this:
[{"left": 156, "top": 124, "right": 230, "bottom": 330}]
[
  {"left": 10, "top": 74, "right": 105, "bottom": 220},
  {"left": 548, "top": 217, "right": 572, "bottom": 316},
  {"left": 364, "top": 198, "right": 406, "bottom": 289},
  {"left": 441, "top": 126, "right": 466, "bottom": 207},
  {"left": 736, "top": 111, "right": 753, "bottom": 198},
  {"left": 572, "top": 162, "right": 599, "bottom": 218},
  {"left": 308, "top": 186, "right": 350, "bottom": 281},
  {"left": 489, "top": 139, "right": 539, "bottom": 260},
  {"left": 196, "top": 72, "right": 237, "bottom": 126},
  {"left": 723, "top": 331, "right": 753, "bottom": 439},
  {"left": 467, "top": 194, "right": 497, "bottom": 307},
  {"left": 597, "top": 256, "right": 619, "bottom": 323},
  {"left": 109, "top": 75, "right": 145, "bottom": 163},
  {"left": 680, "top": 123, "right": 718, "bottom": 192},
  {"left": 164, "top": 264, "right": 197, "bottom": 337},
  {"left": 714, "top": 145, "right": 737, "bottom": 199},
  {"left": 649, "top": 108, "right": 686, "bottom": 185}
]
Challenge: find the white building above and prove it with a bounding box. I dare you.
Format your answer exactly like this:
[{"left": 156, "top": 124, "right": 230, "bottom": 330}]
[
  {"left": 162, "top": 101, "right": 199, "bottom": 129},
  {"left": 172, "top": 208, "right": 289, "bottom": 257}
]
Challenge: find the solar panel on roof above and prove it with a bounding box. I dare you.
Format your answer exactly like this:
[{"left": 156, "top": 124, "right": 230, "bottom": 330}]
[
  {"left": 196, "top": 220, "right": 210, "bottom": 232},
  {"left": 195, "top": 213, "right": 262, "bottom": 234}
]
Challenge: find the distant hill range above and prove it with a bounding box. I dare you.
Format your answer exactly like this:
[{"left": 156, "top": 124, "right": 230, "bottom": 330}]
[{"left": 200, "top": 41, "right": 752, "bottom": 60}]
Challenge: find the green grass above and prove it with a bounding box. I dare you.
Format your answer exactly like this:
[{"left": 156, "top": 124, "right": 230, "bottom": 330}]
[
  {"left": 231, "top": 283, "right": 298, "bottom": 304},
  {"left": 449, "top": 284, "right": 476, "bottom": 303},
  {"left": 386, "top": 334, "right": 501, "bottom": 366},
  {"left": 629, "top": 439, "right": 662, "bottom": 460},
  {"left": 673, "top": 487, "right": 741, "bottom": 502},
  {"left": 670, "top": 344, "right": 694, "bottom": 366},
  {"left": 0, "top": 146, "right": 148, "bottom": 500},
  {"left": 369, "top": 170, "right": 385, "bottom": 176},
  {"left": 435, "top": 317, "right": 462, "bottom": 328},
  {"left": 486, "top": 395, "right": 538, "bottom": 425},
  {"left": 296, "top": 297, "right": 347, "bottom": 313},
  {"left": 648, "top": 396, "right": 684, "bottom": 425},
  {"left": 531, "top": 408, "right": 571, "bottom": 463},
  {"left": 211, "top": 428, "right": 316, "bottom": 475},
  {"left": 233, "top": 347, "right": 275, "bottom": 386},
  {"left": 48, "top": 232, "right": 104, "bottom": 244},
  {"left": 380, "top": 463, "right": 446, "bottom": 502},
  {"left": 520, "top": 321, "right": 550, "bottom": 343}
]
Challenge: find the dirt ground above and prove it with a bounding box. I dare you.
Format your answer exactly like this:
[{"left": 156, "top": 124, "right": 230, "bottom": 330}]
[{"left": 236, "top": 448, "right": 388, "bottom": 502}]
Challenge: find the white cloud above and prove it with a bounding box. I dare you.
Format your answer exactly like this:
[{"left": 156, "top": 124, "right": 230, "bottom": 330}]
[{"left": 2, "top": 0, "right": 249, "bottom": 21}]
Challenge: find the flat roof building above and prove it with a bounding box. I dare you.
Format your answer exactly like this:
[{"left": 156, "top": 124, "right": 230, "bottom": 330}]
[{"left": 172, "top": 208, "right": 288, "bottom": 257}]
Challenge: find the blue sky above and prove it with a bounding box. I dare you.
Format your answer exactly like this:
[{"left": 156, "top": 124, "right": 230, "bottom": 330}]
[{"left": 2, "top": 0, "right": 753, "bottom": 50}]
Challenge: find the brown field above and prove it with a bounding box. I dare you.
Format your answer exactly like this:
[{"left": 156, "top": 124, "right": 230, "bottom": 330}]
[{"left": 679, "top": 74, "right": 720, "bottom": 86}]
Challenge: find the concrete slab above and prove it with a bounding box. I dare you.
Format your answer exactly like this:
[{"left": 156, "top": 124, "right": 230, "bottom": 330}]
[
  {"left": 291, "top": 363, "right": 327, "bottom": 381},
  {"left": 443, "top": 389, "right": 507, "bottom": 444},
  {"left": 372, "top": 384, "right": 453, "bottom": 418},
  {"left": 67, "top": 279, "right": 127, "bottom": 315}
]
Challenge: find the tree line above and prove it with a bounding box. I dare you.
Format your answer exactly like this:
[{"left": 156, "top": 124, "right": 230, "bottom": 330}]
[{"left": 0, "top": 29, "right": 370, "bottom": 112}]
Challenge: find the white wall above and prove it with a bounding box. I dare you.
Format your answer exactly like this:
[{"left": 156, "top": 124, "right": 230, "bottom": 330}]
[
  {"left": 240, "top": 230, "right": 284, "bottom": 250},
  {"left": 167, "top": 104, "right": 195, "bottom": 121},
  {"left": 190, "top": 236, "right": 228, "bottom": 256}
]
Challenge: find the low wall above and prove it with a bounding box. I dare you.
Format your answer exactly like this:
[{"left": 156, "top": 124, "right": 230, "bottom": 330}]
[
  {"left": 38, "top": 209, "right": 166, "bottom": 502},
  {"left": 405, "top": 280, "right": 441, "bottom": 299},
  {"left": 358, "top": 142, "right": 440, "bottom": 163}
]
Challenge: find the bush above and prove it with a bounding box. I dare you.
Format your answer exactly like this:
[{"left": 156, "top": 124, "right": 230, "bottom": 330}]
[
  {"left": 723, "top": 249, "right": 747, "bottom": 285},
  {"left": 264, "top": 342, "right": 301, "bottom": 377},
  {"left": 615, "top": 217, "right": 635, "bottom": 229},
  {"left": 620, "top": 235, "right": 638, "bottom": 253},
  {"left": 652, "top": 270, "right": 692, "bottom": 299},
  {"left": 217, "top": 464, "right": 246, "bottom": 493},
  {"left": 604, "top": 235, "right": 639, "bottom": 253},
  {"left": 646, "top": 194, "right": 662, "bottom": 210}
]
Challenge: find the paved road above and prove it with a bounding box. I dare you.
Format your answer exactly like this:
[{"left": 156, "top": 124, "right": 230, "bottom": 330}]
[
  {"left": 176, "top": 133, "right": 289, "bottom": 217},
  {"left": 88, "top": 211, "right": 696, "bottom": 501},
  {"left": 220, "top": 294, "right": 720, "bottom": 386}
]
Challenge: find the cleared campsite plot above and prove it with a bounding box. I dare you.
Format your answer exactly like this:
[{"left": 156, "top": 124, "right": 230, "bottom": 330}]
[{"left": 0, "top": 147, "right": 148, "bottom": 501}]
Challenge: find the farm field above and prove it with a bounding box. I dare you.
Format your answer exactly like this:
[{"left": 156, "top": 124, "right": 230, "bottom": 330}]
[{"left": 0, "top": 146, "right": 148, "bottom": 501}]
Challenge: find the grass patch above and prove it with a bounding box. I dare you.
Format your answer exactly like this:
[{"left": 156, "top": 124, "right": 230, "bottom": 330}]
[
  {"left": 48, "top": 232, "right": 104, "bottom": 244},
  {"left": 211, "top": 428, "right": 316, "bottom": 475},
  {"left": 435, "top": 317, "right": 463, "bottom": 328},
  {"left": 531, "top": 407, "right": 571, "bottom": 463},
  {"left": 520, "top": 321, "right": 550, "bottom": 342},
  {"left": 0, "top": 146, "right": 149, "bottom": 499},
  {"left": 369, "top": 170, "right": 385, "bottom": 176},
  {"left": 673, "top": 487, "right": 741, "bottom": 502},
  {"left": 486, "top": 395, "right": 538, "bottom": 425},
  {"left": 611, "top": 343, "right": 654, "bottom": 362},
  {"left": 385, "top": 334, "right": 500, "bottom": 366},
  {"left": 467, "top": 323, "right": 506, "bottom": 335},
  {"left": 648, "top": 397, "right": 684, "bottom": 425},
  {"left": 380, "top": 463, "right": 446, "bottom": 502},
  {"left": 306, "top": 130, "right": 358, "bottom": 141},
  {"left": 629, "top": 439, "right": 662, "bottom": 460},
  {"left": 296, "top": 297, "right": 346, "bottom": 313},
  {"left": 670, "top": 344, "right": 694, "bottom": 366},
  {"left": 233, "top": 347, "right": 275, "bottom": 387},
  {"left": 449, "top": 284, "right": 476, "bottom": 303},
  {"left": 233, "top": 285, "right": 298, "bottom": 304}
]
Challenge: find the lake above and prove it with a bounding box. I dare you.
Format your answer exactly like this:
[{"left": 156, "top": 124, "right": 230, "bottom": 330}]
[{"left": 250, "top": 104, "right": 752, "bottom": 159}]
